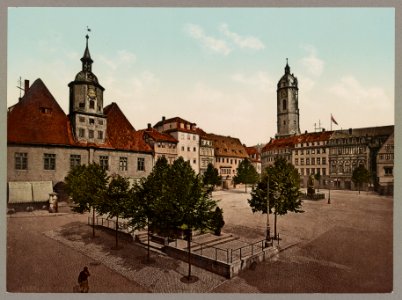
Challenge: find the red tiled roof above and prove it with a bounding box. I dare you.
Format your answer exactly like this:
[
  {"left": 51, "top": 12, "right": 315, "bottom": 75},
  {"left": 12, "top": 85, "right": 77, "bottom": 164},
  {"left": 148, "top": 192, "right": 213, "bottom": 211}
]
[
  {"left": 7, "top": 79, "right": 74, "bottom": 146},
  {"left": 139, "top": 127, "right": 178, "bottom": 143},
  {"left": 262, "top": 131, "right": 334, "bottom": 152},
  {"left": 205, "top": 133, "right": 248, "bottom": 158},
  {"left": 103, "top": 103, "right": 152, "bottom": 153},
  {"left": 8, "top": 79, "right": 152, "bottom": 153}
]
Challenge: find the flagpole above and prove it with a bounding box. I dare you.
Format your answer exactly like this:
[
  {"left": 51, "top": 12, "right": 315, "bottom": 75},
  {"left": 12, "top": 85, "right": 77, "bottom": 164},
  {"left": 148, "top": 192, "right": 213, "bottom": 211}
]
[{"left": 330, "top": 114, "right": 332, "bottom": 131}]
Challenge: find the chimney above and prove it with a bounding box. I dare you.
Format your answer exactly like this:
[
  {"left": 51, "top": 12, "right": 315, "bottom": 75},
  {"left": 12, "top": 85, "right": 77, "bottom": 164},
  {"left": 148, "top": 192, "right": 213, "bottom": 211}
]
[
  {"left": 349, "top": 128, "right": 352, "bottom": 135},
  {"left": 147, "top": 123, "right": 151, "bottom": 129},
  {"left": 162, "top": 116, "right": 166, "bottom": 122},
  {"left": 24, "top": 80, "right": 30, "bottom": 95}
]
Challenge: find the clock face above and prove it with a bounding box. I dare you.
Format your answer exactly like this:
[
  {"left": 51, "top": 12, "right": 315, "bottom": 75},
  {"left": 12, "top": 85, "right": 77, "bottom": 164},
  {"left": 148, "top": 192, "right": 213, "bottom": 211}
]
[{"left": 87, "top": 88, "right": 96, "bottom": 99}]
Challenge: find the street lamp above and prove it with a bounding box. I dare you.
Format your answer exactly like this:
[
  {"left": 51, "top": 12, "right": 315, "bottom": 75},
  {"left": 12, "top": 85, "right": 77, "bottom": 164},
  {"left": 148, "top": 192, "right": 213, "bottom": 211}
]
[{"left": 265, "top": 176, "right": 271, "bottom": 247}]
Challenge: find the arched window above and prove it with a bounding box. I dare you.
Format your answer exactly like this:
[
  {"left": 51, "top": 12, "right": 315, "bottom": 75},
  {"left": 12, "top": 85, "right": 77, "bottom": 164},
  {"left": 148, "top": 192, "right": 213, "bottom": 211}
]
[
  {"left": 89, "top": 100, "right": 95, "bottom": 109},
  {"left": 283, "top": 99, "right": 287, "bottom": 110}
]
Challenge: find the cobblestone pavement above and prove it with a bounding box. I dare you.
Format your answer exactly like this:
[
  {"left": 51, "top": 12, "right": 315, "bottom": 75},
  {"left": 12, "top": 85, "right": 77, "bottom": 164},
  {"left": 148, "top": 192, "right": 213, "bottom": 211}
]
[{"left": 6, "top": 187, "right": 393, "bottom": 293}]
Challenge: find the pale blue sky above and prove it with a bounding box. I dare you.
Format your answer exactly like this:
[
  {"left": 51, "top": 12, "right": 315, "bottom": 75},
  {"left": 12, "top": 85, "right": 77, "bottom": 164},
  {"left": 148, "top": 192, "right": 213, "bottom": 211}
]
[{"left": 7, "top": 7, "right": 394, "bottom": 145}]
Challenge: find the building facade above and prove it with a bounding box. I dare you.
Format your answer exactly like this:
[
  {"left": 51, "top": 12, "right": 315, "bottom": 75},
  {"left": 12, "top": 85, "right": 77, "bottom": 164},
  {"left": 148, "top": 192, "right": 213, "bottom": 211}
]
[
  {"left": 141, "top": 124, "right": 178, "bottom": 164},
  {"left": 197, "top": 129, "right": 215, "bottom": 174},
  {"left": 376, "top": 132, "right": 394, "bottom": 195},
  {"left": 205, "top": 134, "right": 248, "bottom": 187},
  {"left": 7, "top": 36, "right": 153, "bottom": 202},
  {"left": 153, "top": 116, "right": 200, "bottom": 173}
]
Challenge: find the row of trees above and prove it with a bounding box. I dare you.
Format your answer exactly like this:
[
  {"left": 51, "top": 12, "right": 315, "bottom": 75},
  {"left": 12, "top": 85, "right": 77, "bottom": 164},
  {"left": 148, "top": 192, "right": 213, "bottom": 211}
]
[{"left": 65, "top": 157, "right": 224, "bottom": 280}]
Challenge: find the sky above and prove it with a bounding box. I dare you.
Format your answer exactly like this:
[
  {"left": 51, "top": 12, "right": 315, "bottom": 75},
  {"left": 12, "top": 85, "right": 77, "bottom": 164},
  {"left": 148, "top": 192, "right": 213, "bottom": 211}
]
[{"left": 7, "top": 7, "right": 394, "bottom": 146}]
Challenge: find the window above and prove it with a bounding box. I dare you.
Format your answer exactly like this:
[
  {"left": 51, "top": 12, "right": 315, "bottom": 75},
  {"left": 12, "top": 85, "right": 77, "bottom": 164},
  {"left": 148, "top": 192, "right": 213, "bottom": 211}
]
[
  {"left": 79, "top": 102, "right": 85, "bottom": 108},
  {"left": 317, "top": 157, "right": 321, "bottom": 165},
  {"left": 79, "top": 128, "right": 85, "bottom": 138},
  {"left": 188, "top": 134, "right": 190, "bottom": 140},
  {"left": 89, "top": 118, "right": 95, "bottom": 125},
  {"left": 295, "top": 158, "right": 299, "bottom": 165},
  {"left": 90, "top": 100, "right": 95, "bottom": 109},
  {"left": 322, "top": 157, "right": 326, "bottom": 165},
  {"left": 89, "top": 130, "right": 94, "bottom": 139},
  {"left": 193, "top": 135, "right": 196, "bottom": 140},
  {"left": 44, "top": 153, "right": 56, "bottom": 170},
  {"left": 193, "top": 147, "right": 196, "bottom": 152},
  {"left": 79, "top": 116, "right": 85, "bottom": 123},
  {"left": 384, "top": 167, "right": 393, "bottom": 176},
  {"left": 100, "top": 156, "right": 109, "bottom": 170},
  {"left": 322, "top": 168, "right": 326, "bottom": 176},
  {"left": 137, "top": 157, "right": 145, "bottom": 171},
  {"left": 181, "top": 146, "right": 185, "bottom": 151},
  {"left": 70, "top": 154, "right": 81, "bottom": 169},
  {"left": 187, "top": 147, "right": 190, "bottom": 151},
  {"left": 306, "top": 158, "right": 310, "bottom": 165},
  {"left": 311, "top": 158, "right": 315, "bottom": 165},
  {"left": 301, "top": 158, "right": 304, "bottom": 165},
  {"left": 98, "top": 131, "right": 103, "bottom": 139},
  {"left": 119, "top": 157, "right": 128, "bottom": 171},
  {"left": 283, "top": 99, "right": 287, "bottom": 110},
  {"left": 193, "top": 159, "right": 196, "bottom": 164},
  {"left": 317, "top": 148, "right": 320, "bottom": 154},
  {"left": 15, "top": 152, "right": 27, "bottom": 170},
  {"left": 300, "top": 168, "right": 304, "bottom": 176},
  {"left": 295, "top": 150, "right": 298, "bottom": 155},
  {"left": 306, "top": 168, "right": 310, "bottom": 175},
  {"left": 322, "top": 148, "right": 326, "bottom": 154}
]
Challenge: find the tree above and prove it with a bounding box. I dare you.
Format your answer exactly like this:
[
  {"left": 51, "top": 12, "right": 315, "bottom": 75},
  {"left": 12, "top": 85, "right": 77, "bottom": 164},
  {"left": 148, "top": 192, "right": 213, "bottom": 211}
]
[
  {"left": 248, "top": 158, "right": 303, "bottom": 239},
  {"left": 65, "top": 163, "right": 108, "bottom": 237},
  {"left": 202, "top": 163, "right": 222, "bottom": 191},
  {"left": 352, "top": 164, "right": 370, "bottom": 194},
  {"left": 234, "top": 159, "right": 260, "bottom": 193},
  {"left": 126, "top": 156, "right": 170, "bottom": 262},
  {"left": 97, "top": 174, "right": 130, "bottom": 249},
  {"left": 162, "top": 157, "right": 217, "bottom": 280}
]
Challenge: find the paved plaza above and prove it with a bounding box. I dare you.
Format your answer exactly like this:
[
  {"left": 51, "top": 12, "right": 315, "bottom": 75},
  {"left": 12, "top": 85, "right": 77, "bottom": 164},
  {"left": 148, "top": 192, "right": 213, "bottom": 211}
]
[{"left": 6, "top": 187, "right": 393, "bottom": 293}]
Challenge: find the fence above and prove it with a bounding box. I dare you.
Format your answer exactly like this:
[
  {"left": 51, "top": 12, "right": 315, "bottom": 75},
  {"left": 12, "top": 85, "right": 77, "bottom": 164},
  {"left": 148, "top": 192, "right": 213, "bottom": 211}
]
[
  {"left": 173, "top": 238, "right": 267, "bottom": 264},
  {"left": 88, "top": 216, "right": 132, "bottom": 234}
]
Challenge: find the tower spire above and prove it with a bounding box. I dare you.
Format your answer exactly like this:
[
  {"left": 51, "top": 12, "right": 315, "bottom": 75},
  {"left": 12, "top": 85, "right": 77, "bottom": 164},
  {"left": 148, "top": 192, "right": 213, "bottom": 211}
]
[
  {"left": 285, "top": 58, "right": 290, "bottom": 74},
  {"left": 81, "top": 34, "right": 93, "bottom": 72}
]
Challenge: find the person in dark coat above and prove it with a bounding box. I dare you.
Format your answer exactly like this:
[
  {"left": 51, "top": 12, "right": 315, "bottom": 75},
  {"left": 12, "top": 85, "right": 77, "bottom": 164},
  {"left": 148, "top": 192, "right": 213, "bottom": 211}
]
[{"left": 78, "top": 266, "right": 90, "bottom": 292}]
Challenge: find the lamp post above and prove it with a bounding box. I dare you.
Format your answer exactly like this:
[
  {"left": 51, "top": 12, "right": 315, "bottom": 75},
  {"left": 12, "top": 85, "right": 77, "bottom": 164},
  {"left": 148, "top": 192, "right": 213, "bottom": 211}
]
[{"left": 265, "top": 176, "right": 271, "bottom": 247}]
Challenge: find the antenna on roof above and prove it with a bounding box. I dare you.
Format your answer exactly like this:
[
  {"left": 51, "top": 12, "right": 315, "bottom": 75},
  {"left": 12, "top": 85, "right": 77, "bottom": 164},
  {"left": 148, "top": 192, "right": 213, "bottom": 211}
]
[
  {"left": 17, "top": 76, "right": 24, "bottom": 98},
  {"left": 314, "top": 120, "right": 323, "bottom": 132}
]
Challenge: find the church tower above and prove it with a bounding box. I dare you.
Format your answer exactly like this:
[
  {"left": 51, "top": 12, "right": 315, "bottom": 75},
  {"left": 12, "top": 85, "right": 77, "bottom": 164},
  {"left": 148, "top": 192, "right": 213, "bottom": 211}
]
[
  {"left": 68, "top": 35, "right": 107, "bottom": 144},
  {"left": 276, "top": 59, "right": 300, "bottom": 138}
]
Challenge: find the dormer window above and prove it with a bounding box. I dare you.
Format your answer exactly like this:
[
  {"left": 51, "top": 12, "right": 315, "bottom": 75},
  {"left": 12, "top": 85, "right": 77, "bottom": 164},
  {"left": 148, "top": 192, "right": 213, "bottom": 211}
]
[{"left": 90, "top": 100, "right": 95, "bottom": 109}]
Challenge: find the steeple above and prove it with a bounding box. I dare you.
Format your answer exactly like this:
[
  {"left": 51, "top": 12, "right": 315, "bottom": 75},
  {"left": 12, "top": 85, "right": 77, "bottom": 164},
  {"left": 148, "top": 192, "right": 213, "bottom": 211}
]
[
  {"left": 285, "top": 58, "right": 290, "bottom": 74},
  {"left": 80, "top": 35, "right": 93, "bottom": 72}
]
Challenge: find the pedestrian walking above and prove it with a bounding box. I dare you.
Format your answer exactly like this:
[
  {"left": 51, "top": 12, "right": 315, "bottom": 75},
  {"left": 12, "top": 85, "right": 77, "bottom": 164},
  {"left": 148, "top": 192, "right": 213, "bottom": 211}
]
[{"left": 78, "top": 266, "right": 90, "bottom": 293}]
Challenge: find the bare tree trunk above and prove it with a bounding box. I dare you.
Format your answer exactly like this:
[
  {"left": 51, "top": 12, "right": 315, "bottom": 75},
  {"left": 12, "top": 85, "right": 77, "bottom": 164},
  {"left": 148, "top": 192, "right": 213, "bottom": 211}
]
[
  {"left": 274, "top": 211, "right": 278, "bottom": 238},
  {"left": 187, "top": 229, "right": 192, "bottom": 280},
  {"left": 115, "top": 216, "right": 118, "bottom": 249},
  {"left": 147, "top": 223, "right": 150, "bottom": 262},
  {"left": 92, "top": 207, "right": 95, "bottom": 237}
]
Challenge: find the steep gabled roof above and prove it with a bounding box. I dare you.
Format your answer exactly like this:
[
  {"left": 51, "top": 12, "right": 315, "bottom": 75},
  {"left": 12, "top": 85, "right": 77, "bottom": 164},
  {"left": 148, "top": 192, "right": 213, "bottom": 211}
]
[
  {"left": 103, "top": 102, "right": 152, "bottom": 153},
  {"left": 139, "top": 127, "right": 178, "bottom": 143},
  {"left": 7, "top": 79, "right": 74, "bottom": 146},
  {"left": 205, "top": 133, "right": 248, "bottom": 158}
]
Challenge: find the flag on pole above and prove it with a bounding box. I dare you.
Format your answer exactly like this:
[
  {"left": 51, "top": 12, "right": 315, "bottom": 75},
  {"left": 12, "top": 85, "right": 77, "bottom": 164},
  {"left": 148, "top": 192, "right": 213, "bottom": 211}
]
[{"left": 331, "top": 114, "right": 338, "bottom": 125}]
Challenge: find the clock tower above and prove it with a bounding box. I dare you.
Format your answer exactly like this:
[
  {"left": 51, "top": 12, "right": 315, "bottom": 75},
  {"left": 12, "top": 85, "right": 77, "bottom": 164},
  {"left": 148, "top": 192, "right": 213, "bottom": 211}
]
[
  {"left": 68, "top": 35, "right": 107, "bottom": 144},
  {"left": 276, "top": 59, "right": 300, "bottom": 138}
]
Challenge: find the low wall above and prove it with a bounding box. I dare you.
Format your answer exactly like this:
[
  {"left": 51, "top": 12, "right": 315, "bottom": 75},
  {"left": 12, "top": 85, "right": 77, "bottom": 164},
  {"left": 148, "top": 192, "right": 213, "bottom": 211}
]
[{"left": 164, "top": 245, "right": 278, "bottom": 278}]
